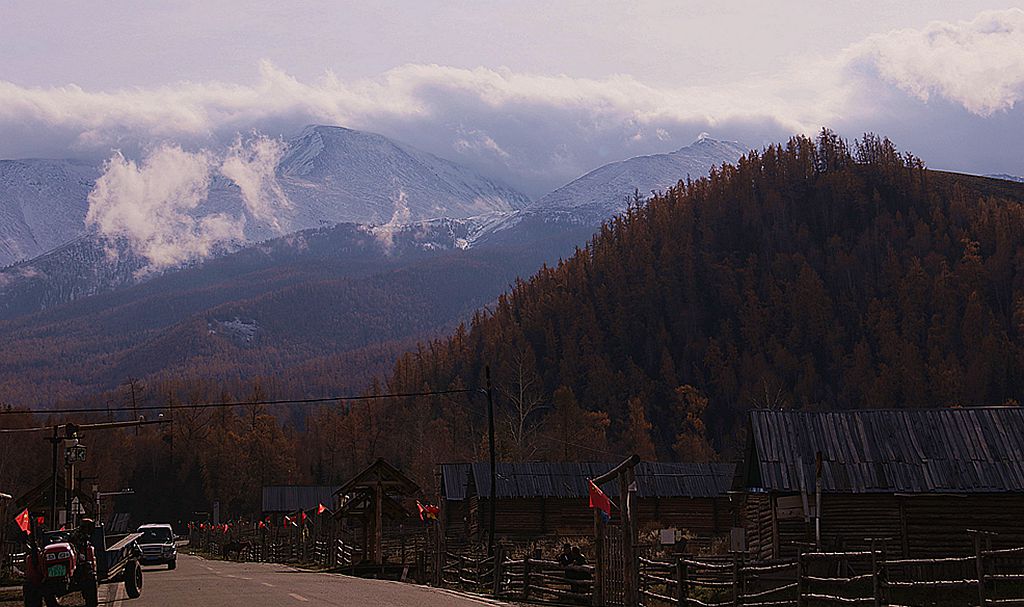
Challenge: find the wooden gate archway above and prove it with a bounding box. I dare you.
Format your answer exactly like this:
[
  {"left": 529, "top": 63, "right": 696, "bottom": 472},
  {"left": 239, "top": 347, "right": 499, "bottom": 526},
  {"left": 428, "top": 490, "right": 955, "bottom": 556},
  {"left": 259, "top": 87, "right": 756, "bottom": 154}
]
[{"left": 591, "top": 454, "right": 640, "bottom": 607}]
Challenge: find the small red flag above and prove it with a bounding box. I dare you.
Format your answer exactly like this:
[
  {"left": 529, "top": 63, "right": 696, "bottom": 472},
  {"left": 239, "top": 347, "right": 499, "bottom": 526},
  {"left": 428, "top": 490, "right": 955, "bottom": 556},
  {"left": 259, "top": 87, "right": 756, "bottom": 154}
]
[
  {"left": 15, "top": 509, "right": 30, "bottom": 535},
  {"left": 588, "top": 480, "right": 612, "bottom": 523},
  {"left": 416, "top": 501, "right": 439, "bottom": 521},
  {"left": 301, "top": 511, "right": 307, "bottom": 523},
  {"left": 317, "top": 503, "right": 328, "bottom": 515}
]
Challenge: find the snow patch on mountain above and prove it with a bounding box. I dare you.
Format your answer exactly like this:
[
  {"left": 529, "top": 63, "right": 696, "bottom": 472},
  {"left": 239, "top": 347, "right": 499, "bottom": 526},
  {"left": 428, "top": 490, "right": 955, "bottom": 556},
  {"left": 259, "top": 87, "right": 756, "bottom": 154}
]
[
  {"left": 526, "top": 136, "right": 748, "bottom": 223},
  {"left": 986, "top": 173, "right": 1024, "bottom": 183},
  {"left": 0, "top": 125, "right": 532, "bottom": 269},
  {"left": 0, "top": 159, "right": 97, "bottom": 266}
]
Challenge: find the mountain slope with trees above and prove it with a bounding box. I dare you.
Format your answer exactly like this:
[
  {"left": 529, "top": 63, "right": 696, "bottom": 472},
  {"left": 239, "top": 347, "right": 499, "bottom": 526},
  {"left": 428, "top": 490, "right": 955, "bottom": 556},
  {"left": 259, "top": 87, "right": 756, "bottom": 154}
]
[
  {"left": 380, "top": 130, "right": 1024, "bottom": 464},
  {"left": 4, "top": 130, "right": 1024, "bottom": 524}
]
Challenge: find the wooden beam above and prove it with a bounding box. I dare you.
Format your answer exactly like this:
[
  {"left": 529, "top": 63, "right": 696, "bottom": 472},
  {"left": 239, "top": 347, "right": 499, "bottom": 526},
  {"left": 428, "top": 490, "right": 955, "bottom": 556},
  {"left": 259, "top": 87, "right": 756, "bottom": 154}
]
[{"left": 592, "top": 454, "right": 641, "bottom": 486}]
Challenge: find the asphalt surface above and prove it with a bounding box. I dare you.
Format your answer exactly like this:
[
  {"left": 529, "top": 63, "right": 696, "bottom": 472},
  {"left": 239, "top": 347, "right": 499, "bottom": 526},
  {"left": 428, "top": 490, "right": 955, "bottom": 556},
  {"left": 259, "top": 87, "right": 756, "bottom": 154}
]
[{"left": 104, "top": 555, "right": 504, "bottom": 607}]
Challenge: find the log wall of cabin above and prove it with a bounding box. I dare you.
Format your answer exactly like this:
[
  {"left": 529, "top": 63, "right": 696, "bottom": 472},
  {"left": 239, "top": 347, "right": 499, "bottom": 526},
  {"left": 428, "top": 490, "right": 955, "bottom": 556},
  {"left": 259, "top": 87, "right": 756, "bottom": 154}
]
[
  {"left": 442, "top": 499, "right": 468, "bottom": 540},
  {"left": 743, "top": 493, "right": 1024, "bottom": 560}
]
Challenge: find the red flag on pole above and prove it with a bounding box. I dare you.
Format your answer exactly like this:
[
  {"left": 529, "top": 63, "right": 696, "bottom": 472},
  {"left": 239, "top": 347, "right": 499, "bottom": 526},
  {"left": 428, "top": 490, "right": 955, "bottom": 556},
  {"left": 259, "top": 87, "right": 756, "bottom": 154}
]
[
  {"left": 317, "top": 503, "right": 329, "bottom": 515},
  {"left": 15, "top": 509, "right": 30, "bottom": 535},
  {"left": 588, "top": 480, "right": 612, "bottom": 523}
]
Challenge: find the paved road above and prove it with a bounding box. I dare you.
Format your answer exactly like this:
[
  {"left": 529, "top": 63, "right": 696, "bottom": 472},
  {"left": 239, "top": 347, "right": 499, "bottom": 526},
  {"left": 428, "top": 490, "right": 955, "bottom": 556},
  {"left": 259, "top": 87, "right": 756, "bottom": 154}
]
[{"left": 105, "top": 555, "right": 502, "bottom": 607}]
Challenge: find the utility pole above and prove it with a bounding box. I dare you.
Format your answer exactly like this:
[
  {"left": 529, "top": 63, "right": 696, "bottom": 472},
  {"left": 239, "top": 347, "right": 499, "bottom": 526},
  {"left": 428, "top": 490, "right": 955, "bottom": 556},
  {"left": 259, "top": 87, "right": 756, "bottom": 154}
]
[
  {"left": 49, "top": 425, "right": 59, "bottom": 526},
  {"left": 126, "top": 377, "right": 141, "bottom": 435},
  {"left": 485, "top": 365, "right": 496, "bottom": 556},
  {"left": 44, "top": 418, "right": 170, "bottom": 527}
]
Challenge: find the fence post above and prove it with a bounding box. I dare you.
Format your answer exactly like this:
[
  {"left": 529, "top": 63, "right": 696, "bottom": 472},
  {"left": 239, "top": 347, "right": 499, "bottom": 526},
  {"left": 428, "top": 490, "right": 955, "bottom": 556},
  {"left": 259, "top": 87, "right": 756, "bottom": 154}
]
[
  {"left": 523, "top": 556, "right": 532, "bottom": 600},
  {"left": 594, "top": 509, "right": 605, "bottom": 607},
  {"left": 796, "top": 551, "right": 805, "bottom": 607},
  {"left": 677, "top": 559, "right": 688, "bottom": 606},
  {"left": 492, "top": 545, "right": 504, "bottom": 596},
  {"left": 869, "top": 539, "right": 883, "bottom": 607},
  {"left": 732, "top": 552, "right": 740, "bottom": 607},
  {"left": 975, "top": 535, "right": 986, "bottom": 607}
]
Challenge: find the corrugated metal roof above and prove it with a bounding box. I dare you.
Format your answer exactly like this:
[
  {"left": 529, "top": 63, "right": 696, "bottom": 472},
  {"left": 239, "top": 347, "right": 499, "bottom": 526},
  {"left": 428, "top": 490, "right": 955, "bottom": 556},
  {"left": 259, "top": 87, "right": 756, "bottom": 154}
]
[
  {"left": 467, "top": 462, "right": 734, "bottom": 499},
  {"left": 440, "top": 463, "right": 472, "bottom": 501},
  {"left": 261, "top": 486, "right": 340, "bottom": 513},
  {"left": 745, "top": 408, "right": 1024, "bottom": 494}
]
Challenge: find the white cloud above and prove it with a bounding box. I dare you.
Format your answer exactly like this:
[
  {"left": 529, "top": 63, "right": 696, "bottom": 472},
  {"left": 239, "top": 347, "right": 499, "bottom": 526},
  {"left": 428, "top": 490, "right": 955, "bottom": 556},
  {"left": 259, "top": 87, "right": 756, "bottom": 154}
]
[
  {"left": 372, "top": 189, "right": 412, "bottom": 255},
  {"left": 220, "top": 134, "right": 292, "bottom": 233},
  {"left": 849, "top": 8, "right": 1024, "bottom": 116},
  {"left": 85, "top": 145, "right": 243, "bottom": 272},
  {"left": 3, "top": 9, "right": 1024, "bottom": 194}
]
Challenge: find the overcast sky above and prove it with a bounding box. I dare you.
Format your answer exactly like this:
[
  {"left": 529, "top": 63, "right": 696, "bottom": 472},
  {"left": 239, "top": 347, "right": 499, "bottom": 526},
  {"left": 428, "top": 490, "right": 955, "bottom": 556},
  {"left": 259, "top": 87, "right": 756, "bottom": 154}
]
[{"left": 2, "top": 1, "right": 1023, "bottom": 196}]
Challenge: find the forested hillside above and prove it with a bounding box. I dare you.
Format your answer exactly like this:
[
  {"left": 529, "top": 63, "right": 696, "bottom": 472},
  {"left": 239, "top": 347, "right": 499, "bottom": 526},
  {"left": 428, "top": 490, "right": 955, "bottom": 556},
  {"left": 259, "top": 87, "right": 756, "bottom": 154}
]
[
  {"left": 4, "top": 130, "right": 1023, "bottom": 523},
  {"left": 380, "top": 130, "right": 1024, "bottom": 464}
]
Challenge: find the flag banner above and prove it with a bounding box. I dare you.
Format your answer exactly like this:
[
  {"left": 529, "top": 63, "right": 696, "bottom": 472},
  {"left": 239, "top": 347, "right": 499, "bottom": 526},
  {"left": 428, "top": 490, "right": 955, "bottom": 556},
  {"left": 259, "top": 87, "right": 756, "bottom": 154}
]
[
  {"left": 317, "top": 503, "right": 329, "bottom": 515},
  {"left": 588, "top": 480, "right": 612, "bottom": 523},
  {"left": 417, "top": 501, "right": 439, "bottom": 521},
  {"left": 15, "top": 509, "right": 30, "bottom": 535}
]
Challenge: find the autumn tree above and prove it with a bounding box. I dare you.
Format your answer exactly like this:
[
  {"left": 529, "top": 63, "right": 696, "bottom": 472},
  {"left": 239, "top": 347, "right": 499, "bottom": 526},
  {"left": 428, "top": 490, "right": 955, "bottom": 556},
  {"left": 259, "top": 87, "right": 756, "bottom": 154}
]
[
  {"left": 620, "top": 396, "right": 657, "bottom": 460},
  {"left": 672, "top": 385, "right": 716, "bottom": 462},
  {"left": 540, "top": 386, "right": 610, "bottom": 461}
]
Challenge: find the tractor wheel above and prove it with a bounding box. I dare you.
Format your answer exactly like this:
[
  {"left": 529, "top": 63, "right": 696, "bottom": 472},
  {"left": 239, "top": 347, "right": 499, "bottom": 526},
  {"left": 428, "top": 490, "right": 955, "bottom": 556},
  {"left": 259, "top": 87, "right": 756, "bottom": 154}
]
[
  {"left": 124, "top": 560, "right": 143, "bottom": 598},
  {"left": 21, "top": 583, "right": 43, "bottom": 607},
  {"left": 80, "top": 578, "right": 99, "bottom": 607}
]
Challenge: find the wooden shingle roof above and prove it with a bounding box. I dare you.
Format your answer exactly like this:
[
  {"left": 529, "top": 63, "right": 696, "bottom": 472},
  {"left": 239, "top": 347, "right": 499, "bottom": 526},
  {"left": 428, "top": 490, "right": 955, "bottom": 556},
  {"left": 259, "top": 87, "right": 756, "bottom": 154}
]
[
  {"left": 467, "top": 461, "right": 734, "bottom": 500},
  {"left": 743, "top": 407, "right": 1024, "bottom": 494}
]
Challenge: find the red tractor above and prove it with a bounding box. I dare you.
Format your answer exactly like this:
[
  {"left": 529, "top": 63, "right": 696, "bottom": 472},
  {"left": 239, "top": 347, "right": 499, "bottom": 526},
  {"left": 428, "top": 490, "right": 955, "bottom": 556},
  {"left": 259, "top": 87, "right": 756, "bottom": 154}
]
[{"left": 21, "top": 521, "right": 143, "bottom": 607}]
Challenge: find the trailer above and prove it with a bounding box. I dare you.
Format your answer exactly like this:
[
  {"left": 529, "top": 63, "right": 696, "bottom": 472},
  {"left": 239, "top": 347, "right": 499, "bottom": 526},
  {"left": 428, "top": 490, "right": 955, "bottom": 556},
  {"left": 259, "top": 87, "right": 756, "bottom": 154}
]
[{"left": 22, "top": 523, "right": 143, "bottom": 607}]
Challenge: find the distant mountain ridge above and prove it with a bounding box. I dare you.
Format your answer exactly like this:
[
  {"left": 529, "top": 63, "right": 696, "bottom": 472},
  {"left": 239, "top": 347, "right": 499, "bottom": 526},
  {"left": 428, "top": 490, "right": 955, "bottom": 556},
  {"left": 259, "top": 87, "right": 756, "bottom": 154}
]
[
  {"left": 0, "top": 132, "right": 747, "bottom": 316},
  {"left": 0, "top": 125, "right": 531, "bottom": 267},
  {"left": 276, "top": 126, "right": 530, "bottom": 227},
  {"left": 987, "top": 173, "right": 1024, "bottom": 183},
  {"left": 526, "top": 134, "right": 747, "bottom": 223}
]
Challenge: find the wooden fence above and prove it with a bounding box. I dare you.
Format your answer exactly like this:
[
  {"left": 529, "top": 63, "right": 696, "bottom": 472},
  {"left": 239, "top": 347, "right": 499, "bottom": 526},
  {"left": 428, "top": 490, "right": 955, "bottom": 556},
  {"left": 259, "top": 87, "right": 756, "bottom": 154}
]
[
  {"left": 429, "top": 536, "right": 1024, "bottom": 607},
  {"left": 632, "top": 542, "right": 1024, "bottom": 607},
  {"left": 437, "top": 547, "right": 596, "bottom": 605}
]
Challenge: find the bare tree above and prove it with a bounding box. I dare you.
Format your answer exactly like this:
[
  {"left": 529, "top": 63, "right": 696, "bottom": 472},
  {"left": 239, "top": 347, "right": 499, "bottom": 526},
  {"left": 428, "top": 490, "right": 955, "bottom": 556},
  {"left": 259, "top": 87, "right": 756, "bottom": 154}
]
[{"left": 497, "top": 349, "right": 547, "bottom": 460}]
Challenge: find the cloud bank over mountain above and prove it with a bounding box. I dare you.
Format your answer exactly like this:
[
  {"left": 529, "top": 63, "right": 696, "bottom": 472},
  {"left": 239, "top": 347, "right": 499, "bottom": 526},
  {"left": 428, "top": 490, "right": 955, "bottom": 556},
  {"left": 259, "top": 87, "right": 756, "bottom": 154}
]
[
  {"left": 85, "top": 136, "right": 293, "bottom": 272},
  {"left": 2, "top": 9, "right": 1022, "bottom": 195}
]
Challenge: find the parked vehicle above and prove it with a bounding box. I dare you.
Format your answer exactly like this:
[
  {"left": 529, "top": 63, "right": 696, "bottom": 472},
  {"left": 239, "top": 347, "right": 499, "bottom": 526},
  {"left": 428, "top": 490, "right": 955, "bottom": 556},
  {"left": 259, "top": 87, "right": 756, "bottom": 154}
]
[
  {"left": 22, "top": 520, "right": 143, "bottom": 607},
  {"left": 136, "top": 524, "right": 177, "bottom": 569}
]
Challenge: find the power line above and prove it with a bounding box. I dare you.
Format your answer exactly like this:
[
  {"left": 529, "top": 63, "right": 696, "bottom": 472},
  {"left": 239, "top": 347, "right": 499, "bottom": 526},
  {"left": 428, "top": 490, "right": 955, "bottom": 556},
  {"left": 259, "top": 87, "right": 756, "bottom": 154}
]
[
  {"left": 533, "top": 431, "right": 630, "bottom": 460},
  {"left": 0, "top": 418, "right": 171, "bottom": 435},
  {"left": 0, "top": 388, "right": 479, "bottom": 419}
]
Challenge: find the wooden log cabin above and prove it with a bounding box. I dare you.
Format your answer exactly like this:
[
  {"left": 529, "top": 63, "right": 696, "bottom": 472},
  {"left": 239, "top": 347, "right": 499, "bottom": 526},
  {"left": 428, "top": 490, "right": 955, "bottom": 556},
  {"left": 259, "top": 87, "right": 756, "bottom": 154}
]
[
  {"left": 437, "top": 463, "right": 471, "bottom": 542},
  {"left": 737, "top": 407, "right": 1024, "bottom": 560},
  {"left": 461, "top": 462, "right": 734, "bottom": 544}
]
